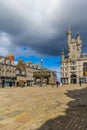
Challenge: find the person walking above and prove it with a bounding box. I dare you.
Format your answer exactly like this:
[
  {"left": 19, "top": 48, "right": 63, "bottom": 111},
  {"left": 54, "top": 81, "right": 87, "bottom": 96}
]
[
  {"left": 56, "top": 81, "right": 59, "bottom": 87},
  {"left": 9, "top": 82, "right": 12, "bottom": 88},
  {"left": 79, "top": 80, "right": 81, "bottom": 86}
]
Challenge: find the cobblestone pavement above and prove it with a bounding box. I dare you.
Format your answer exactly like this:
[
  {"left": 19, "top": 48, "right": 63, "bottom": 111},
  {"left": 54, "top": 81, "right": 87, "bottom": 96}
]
[{"left": 0, "top": 85, "right": 87, "bottom": 130}]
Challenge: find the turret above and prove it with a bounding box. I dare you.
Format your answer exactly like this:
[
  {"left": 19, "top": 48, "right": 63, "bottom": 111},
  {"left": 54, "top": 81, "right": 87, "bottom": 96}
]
[
  {"left": 67, "top": 29, "right": 71, "bottom": 53},
  {"left": 76, "top": 33, "right": 81, "bottom": 42},
  {"left": 76, "top": 33, "right": 82, "bottom": 56},
  {"left": 61, "top": 50, "right": 64, "bottom": 61}
]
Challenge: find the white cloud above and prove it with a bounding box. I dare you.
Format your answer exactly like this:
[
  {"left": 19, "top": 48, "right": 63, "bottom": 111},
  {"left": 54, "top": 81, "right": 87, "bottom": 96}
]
[
  {"left": 49, "top": 67, "right": 61, "bottom": 81},
  {"left": 0, "top": 32, "right": 12, "bottom": 55}
]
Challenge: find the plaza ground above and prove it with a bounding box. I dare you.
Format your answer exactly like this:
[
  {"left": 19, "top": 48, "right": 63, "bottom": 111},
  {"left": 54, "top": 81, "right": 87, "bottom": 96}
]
[{"left": 0, "top": 85, "right": 87, "bottom": 130}]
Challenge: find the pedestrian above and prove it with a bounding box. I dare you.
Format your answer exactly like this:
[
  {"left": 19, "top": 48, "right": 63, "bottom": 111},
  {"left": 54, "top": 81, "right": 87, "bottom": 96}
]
[
  {"left": 56, "top": 81, "right": 59, "bottom": 87},
  {"left": 9, "top": 83, "right": 12, "bottom": 88},
  {"left": 79, "top": 80, "right": 81, "bottom": 86}
]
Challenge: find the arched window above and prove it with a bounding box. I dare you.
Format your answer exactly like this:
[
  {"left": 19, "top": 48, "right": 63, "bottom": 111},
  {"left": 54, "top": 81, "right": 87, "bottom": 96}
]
[{"left": 71, "top": 74, "right": 77, "bottom": 84}]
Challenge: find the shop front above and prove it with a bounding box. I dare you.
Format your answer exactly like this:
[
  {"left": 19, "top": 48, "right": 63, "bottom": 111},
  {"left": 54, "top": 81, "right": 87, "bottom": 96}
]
[
  {"left": 16, "top": 75, "right": 27, "bottom": 87},
  {"left": 1, "top": 77, "right": 16, "bottom": 87},
  {"left": 79, "top": 76, "right": 87, "bottom": 84},
  {"left": 61, "top": 78, "right": 68, "bottom": 84}
]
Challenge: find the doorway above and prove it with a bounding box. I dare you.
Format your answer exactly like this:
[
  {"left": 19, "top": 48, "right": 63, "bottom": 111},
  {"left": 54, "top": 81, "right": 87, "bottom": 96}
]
[{"left": 71, "top": 74, "right": 77, "bottom": 84}]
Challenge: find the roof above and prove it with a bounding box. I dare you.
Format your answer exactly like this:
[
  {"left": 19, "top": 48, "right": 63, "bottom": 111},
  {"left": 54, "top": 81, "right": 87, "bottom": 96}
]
[{"left": 0, "top": 55, "right": 10, "bottom": 60}]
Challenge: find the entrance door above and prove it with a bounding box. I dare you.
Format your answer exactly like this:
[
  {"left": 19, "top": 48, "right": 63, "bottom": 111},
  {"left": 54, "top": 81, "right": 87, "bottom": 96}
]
[{"left": 71, "top": 74, "right": 77, "bottom": 84}]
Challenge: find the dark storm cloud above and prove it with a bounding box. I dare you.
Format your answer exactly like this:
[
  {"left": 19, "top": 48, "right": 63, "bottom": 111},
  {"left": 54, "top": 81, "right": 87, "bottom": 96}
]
[
  {"left": 0, "top": 0, "right": 87, "bottom": 56},
  {"left": 27, "top": 37, "right": 67, "bottom": 56}
]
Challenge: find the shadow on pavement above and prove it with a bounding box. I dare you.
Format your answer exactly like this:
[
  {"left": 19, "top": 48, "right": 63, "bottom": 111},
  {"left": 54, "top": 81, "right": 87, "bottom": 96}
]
[{"left": 36, "top": 86, "right": 87, "bottom": 130}]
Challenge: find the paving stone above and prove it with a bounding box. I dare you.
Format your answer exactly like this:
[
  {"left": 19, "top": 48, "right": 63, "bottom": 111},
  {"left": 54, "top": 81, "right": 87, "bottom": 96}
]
[{"left": 0, "top": 85, "right": 86, "bottom": 130}]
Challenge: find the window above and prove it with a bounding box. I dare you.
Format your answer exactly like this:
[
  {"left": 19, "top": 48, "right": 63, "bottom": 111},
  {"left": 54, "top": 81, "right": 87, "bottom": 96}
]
[
  {"left": 65, "top": 73, "right": 67, "bottom": 76},
  {"left": 71, "top": 60, "right": 76, "bottom": 65},
  {"left": 73, "top": 46, "right": 75, "bottom": 49},
  {"left": 83, "top": 62, "right": 87, "bottom": 76},
  {"left": 71, "top": 66, "right": 76, "bottom": 70},
  {"left": 65, "top": 67, "right": 67, "bottom": 70}
]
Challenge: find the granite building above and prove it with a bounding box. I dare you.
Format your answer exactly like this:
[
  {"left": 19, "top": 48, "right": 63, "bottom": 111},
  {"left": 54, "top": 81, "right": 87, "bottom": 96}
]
[
  {"left": 0, "top": 55, "right": 57, "bottom": 87},
  {"left": 61, "top": 29, "right": 87, "bottom": 84},
  {"left": 0, "top": 56, "right": 16, "bottom": 87}
]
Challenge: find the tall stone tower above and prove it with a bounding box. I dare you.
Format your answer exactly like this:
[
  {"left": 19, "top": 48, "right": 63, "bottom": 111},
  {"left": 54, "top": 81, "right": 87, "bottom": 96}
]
[
  {"left": 61, "top": 30, "right": 84, "bottom": 84},
  {"left": 67, "top": 30, "right": 82, "bottom": 60},
  {"left": 61, "top": 50, "right": 64, "bottom": 62},
  {"left": 67, "top": 29, "right": 72, "bottom": 57}
]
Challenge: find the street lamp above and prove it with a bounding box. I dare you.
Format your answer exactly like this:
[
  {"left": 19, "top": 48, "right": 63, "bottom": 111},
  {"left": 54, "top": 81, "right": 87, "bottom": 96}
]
[{"left": 40, "top": 58, "right": 43, "bottom": 69}]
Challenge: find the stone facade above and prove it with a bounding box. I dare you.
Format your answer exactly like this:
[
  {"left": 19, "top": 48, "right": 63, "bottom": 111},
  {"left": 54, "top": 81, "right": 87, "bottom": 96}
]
[
  {"left": 0, "top": 56, "right": 16, "bottom": 87},
  {"left": 0, "top": 55, "right": 57, "bottom": 87},
  {"left": 33, "top": 68, "right": 57, "bottom": 85},
  {"left": 0, "top": 56, "right": 39, "bottom": 87},
  {"left": 26, "top": 63, "right": 39, "bottom": 86},
  {"left": 49, "top": 71, "right": 57, "bottom": 85},
  {"left": 61, "top": 29, "right": 87, "bottom": 84}
]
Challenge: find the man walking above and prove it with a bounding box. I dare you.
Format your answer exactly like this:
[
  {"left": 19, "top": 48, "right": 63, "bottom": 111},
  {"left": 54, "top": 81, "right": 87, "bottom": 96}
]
[{"left": 56, "top": 81, "right": 59, "bottom": 87}]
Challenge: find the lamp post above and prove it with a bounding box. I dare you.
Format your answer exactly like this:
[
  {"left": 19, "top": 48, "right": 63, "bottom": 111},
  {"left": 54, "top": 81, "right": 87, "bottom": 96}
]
[{"left": 40, "top": 58, "right": 43, "bottom": 69}]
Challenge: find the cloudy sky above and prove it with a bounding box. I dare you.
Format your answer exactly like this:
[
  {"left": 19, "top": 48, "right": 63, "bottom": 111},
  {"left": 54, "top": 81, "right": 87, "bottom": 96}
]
[
  {"left": 0, "top": 0, "right": 87, "bottom": 80},
  {"left": 0, "top": 0, "right": 87, "bottom": 56}
]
